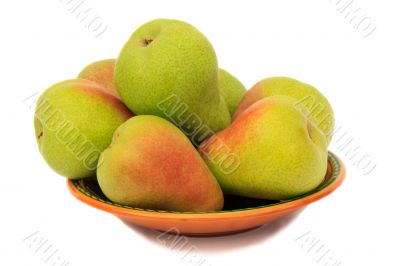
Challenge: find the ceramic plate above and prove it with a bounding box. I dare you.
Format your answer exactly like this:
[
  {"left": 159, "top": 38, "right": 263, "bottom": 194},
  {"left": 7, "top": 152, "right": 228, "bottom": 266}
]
[{"left": 68, "top": 152, "right": 345, "bottom": 236}]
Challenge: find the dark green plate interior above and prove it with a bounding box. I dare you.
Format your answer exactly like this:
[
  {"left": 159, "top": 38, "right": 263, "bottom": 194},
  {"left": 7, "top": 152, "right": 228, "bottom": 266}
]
[{"left": 72, "top": 152, "right": 340, "bottom": 214}]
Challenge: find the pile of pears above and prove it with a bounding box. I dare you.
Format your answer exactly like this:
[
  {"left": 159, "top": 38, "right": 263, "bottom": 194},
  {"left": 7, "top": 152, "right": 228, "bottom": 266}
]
[{"left": 34, "top": 19, "right": 335, "bottom": 212}]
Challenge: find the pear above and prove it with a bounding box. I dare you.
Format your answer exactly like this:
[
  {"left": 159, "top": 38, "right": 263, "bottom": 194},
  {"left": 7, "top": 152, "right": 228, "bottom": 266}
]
[
  {"left": 78, "top": 59, "right": 117, "bottom": 93},
  {"left": 97, "top": 115, "right": 224, "bottom": 212},
  {"left": 234, "top": 77, "right": 334, "bottom": 143},
  {"left": 34, "top": 79, "right": 133, "bottom": 179},
  {"left": 115, "top": 19, "right": 230, "bottom": 143},
  {"left": 218, "top": 69, "right": 246, "bottom": 116},
  {"left": 200, "top": 96, "right": 328, "bottom": 200}
]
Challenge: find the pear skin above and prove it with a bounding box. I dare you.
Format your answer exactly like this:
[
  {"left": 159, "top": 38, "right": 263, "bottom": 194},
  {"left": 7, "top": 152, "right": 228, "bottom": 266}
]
[
  {"left": 78, "top": 59, "right": 117, "bottom": 93},
  {"left": 234, "top": 77, "right": 334, "bottom": 143},
  {"left": 97, "top": 115, "right": 224, "bottom": 212},
  {"left": 218, "top": 69, "right": 246, "bottom": 116},
  {"left": 34, "top": 79, "right": 133, "bottom": 179},
  {"left": 200, "top": 96, "right": 328, "bottom": 200},
  {"left": 115, "top": 19, "right": 230, "bottom": 143}
]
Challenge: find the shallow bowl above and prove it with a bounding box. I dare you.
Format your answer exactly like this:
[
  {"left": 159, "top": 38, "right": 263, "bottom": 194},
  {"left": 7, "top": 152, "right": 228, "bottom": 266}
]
[{"left": 68, "top": 152, "right": 345, "bottom": 236}]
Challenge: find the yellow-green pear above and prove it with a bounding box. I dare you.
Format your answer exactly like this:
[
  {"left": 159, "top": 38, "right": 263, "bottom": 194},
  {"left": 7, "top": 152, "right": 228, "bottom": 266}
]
[
  {"left": 115, "top": 19, "right": 230, "bottom": 143},
  {"left": 200, "top": 96, "right": 328, "bottom": 200},
  {"left": 218, "top": 69, "right": 246, "bottom": 116},
  {"left": 234, "top": 77, "right": 334, "bottom": 143},
  {"left": 34, "top": 79, "right": 133, "bottom": 179}
]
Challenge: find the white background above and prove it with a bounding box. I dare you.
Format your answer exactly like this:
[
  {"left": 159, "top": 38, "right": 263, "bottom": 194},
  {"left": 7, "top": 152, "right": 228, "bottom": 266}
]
[{"left": 1, "top": 0, "right": 399, "bottom": 265}]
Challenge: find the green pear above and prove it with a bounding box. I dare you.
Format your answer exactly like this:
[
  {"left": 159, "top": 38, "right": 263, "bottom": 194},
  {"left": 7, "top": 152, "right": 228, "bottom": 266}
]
[
  {"left": 97, "top": 115, "right": 224, "bottom": 212},
  {"left": 115, "top": 19, "right": 230, "bottom": 143},
  {"left": 234, "top": 77, "right": 334, "bottom": 143},
  {"left": 218, "top": 69, "right": 246, "bottom": 116},
  {"left": 200, "top": 96, "right": 328, "bottom": 200},
  {"left": 34, "top": 79, "right": 133, "bottom": 179},
  {"left": 78, "top": 59, "right": 117, "bottom": 93}
]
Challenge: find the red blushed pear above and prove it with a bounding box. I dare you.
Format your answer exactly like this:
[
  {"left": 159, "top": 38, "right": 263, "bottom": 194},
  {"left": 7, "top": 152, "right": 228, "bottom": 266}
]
[
  {"left": 78, "top": 59, "right": 118, "bottom": 93},
  {"left": 34, "top": 79, "right": 133, "bottom": 179},
  {"left": 97, "top": 115, "right": 224, "bottom": 212},
  {"left": 233, "top": 77, "right": 335, "bottom": 144},
  {"left": 200, "top": 96, "right": 328, "bottom": 201}
]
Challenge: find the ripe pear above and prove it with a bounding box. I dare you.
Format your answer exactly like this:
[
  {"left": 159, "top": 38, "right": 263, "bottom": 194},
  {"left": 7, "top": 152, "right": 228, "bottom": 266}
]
[
  {"left": 115, "top": 19, "right": 230, "bottom": 143},
  {"left": 78, "top": 59, "right": 117, "bottom": 93},
  {"left": 234, "top": 77, "right": 334, "bottom": 143},
  {"left": 200, "top": 96, "right": 328, "bottom": 200},
  {"left": 34, "top": 79, "right": 133, "bottom": 179},
  {"left": 97, "top": 115, "right": 224, "bottom": 212},
  {"left": 218, "top": 69, "right": 246, "bottom": 116}
]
